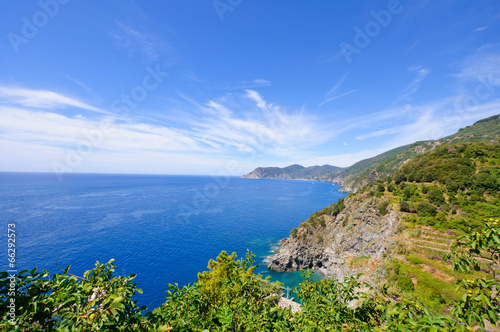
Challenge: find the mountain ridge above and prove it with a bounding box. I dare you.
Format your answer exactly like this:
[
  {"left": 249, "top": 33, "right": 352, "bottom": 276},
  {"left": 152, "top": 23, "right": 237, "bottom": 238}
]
[
  {"left": 332, "top": 114, "right": 500, "bottom": 192},
  {"left": 242, "top": 164, "right": 344, "bottom": 181}
]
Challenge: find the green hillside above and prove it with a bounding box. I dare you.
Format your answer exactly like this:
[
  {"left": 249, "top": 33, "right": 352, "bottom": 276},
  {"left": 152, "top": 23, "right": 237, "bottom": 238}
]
[
  {"left": 332, "top": 114, "right": 500, "bottom": 192},
  {"left": 357, "top": 141, "right": 500, "bottom": 312},
  {"left": 278, "top": 140, "right": 500, "bottom": 324}
]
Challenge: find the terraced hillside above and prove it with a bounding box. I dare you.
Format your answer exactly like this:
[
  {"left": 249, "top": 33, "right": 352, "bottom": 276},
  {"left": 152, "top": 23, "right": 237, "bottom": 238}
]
[{"left": 387, "top": 224, "right": 491, "bottom": 313}]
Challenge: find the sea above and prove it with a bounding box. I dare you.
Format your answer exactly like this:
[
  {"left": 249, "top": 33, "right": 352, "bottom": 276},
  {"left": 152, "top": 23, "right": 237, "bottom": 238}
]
[{"left": 0, "top": 172, "right": 347, "bottom": 310}]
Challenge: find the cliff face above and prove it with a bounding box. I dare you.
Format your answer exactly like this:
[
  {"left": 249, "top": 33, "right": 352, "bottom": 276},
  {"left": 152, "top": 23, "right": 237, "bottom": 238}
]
[{"left": 267, "top": 192, "right": 399, "bottom": 283}]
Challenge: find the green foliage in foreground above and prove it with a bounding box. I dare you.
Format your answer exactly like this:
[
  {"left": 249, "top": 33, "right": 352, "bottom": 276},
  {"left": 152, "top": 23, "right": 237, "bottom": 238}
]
[{"left": 1, "top": 221, "right": 499, "bottom": 331}]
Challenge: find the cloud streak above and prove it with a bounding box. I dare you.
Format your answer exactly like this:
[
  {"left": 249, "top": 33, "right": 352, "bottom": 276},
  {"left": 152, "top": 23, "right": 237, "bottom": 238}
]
[
  {"left": 454, "top": 47, "right": 500, "bottom": 86},
  {"left": 319, "top": 74, "right": 357, "bottom": 106},
  {"left": 109, "top": 20, "right": 177, "bottom": 64},
  {"left": 325, "top": 74, "right": 348, "bottom": 96},
  {"left": 395, "top": 66, "right": 430, "bottom": 103},
  {"left": 0, "top": 86, "right": 112, "bottom": 115},
  {"left": 319, "top": 89, "right": 357, "bottom": 106}
]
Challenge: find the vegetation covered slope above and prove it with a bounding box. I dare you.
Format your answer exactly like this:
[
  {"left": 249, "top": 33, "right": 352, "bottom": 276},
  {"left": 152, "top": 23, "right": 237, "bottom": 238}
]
[
  {"left": 269, "top": 141, "right": 500, "bottom": 320},
  {"left": 242, "top": 164, "right": 344, "bottom": 181},
  {"left": 365, "top": 141, "right": 500, "bottom": 313},
  {"left": 330, "top": 114, "right": 500, "bottom": 192}
]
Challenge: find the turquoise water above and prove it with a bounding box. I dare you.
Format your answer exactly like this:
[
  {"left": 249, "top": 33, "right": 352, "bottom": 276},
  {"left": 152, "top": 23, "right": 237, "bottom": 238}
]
[{"left": 0, "top": 172, "right": 346, "bottom": 310}]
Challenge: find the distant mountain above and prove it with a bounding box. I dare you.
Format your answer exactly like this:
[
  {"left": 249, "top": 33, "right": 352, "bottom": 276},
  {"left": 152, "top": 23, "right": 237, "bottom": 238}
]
[
  {"left": 242, "top": 164, "right": 344, "bottom": 181},
  {"left": 331, "top": 114, "right": 500, "bottom": 192}
]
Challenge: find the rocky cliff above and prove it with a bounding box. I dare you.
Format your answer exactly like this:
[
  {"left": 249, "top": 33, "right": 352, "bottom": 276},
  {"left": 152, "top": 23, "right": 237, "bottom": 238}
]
[{"left": 267, "top": 191, "right": 400, "bottom": 283}]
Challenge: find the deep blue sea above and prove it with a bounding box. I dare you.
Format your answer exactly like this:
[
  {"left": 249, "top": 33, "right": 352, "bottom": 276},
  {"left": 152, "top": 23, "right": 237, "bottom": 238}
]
[{"left": 0, "top": 172, "right": 346, "bottom": 310}]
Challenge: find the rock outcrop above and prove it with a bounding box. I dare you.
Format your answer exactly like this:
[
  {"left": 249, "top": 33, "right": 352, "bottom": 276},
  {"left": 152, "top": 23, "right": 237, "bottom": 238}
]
[{"left": 267, "top": 192, "right": 400, "bottom": 283}]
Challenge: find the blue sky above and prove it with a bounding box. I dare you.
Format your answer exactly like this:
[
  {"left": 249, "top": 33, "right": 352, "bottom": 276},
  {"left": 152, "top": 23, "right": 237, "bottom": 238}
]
[{"left": 1, "top": 1, "right": 500, "bottom": 176}]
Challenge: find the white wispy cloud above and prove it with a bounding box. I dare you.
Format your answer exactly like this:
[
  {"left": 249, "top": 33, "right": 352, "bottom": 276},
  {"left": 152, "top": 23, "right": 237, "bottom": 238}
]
[
  {"left": 454, "top": 47, "right": 500, "bottom": 86},
  {"left": 109, "top": 20, "right": 176, "bottom": 63},
  {"left": 185, "top": 90, "right": 327, "bottom": 157},
  {"left": 319, "top": 89, "right": 357, "bottom": 107},
  {"left": 0, "top": 86, "right": 112, "bottom": 115},
  {"left": 355, "top": 126, "right": 407, "bottom": 140},
  {"left": 0, "top": 85, "right": 335, "bottom": 174},
  {"left": 319, "top": 74, "right": 357, "bottom": 106},
  {"left": 180, "top": 71, "right": 206, "bottom": 84},
  {"left": 229, "top": 79, "right": 271, "bottom": 90},
  {"left": 325, "top": 74, "right": 348, "bottom": 96},
  {"left": 0, "top": 106, "right": 208, "bottom": 153},
  {"left": 473, "top": 26, "right": 488, "bottom": 32},
  {"left": 356, "top": 98, "right": 500, "bottom": 145},
  {"left": 64, "top": 75, "right": 104, "bottom": 105},
  {"left": 395, "top": 66, "right": 431, "bottom": 103},
  {"left": 277, "top": 97, "right": 500, "bottom": 169}
]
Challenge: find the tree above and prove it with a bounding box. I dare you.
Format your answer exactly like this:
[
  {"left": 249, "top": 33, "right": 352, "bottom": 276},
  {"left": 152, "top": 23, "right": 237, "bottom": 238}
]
[
  {"left": 399, "top": 200, "right": 411, "bottom": 213},
  {"left": 0, "top": 260, "right": 147, "bottom": 331},
  {"left": 428, "top": 187, "right": 446, "bottom": 206},
  {"left": 417, "top": 201, "right": 437, "bottom": 217},
  {"left": 445, "top": 219, "right": 500, "bottom": 329},
  {"left": 379, "top": 201, "right": 389, "bottom": 216}
]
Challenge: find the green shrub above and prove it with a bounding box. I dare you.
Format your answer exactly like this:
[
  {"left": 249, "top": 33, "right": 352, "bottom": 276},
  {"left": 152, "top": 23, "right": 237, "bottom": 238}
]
[
  {"left": 417, "top": 202, "right": 437, "bottom": 217},
  {"left": 393, "top": 262, "right": 401, "bottom": 275},
  {"left": 403, "top": 185, "right": 421, "bottom": 200},
  {"left": 427, "top": 187, "right": 446, "bottom": 206},
  {"left": 342, "top": 215, "right": 350, "bottom": 227},
  {"left": 399, "top": 200, "right": 411, "bottom": 212},
  {"left": 333, "top": 198, "right": 345, "bottom": 215},
  {"left": 420, "top": 184, "right": 428, "bottom": 194},
  {"left": 396, "top": 275, "right": 415, "bottom": 292},
  {"left": 429, "top": 290, "right": 446, "bottom": 305},
  {"left": 379, "top": 201, "right": 389, "bottom": 216},
  {"left": 406, "top": 255, "right": 424, "bottom": 265},
  {"left": 290, "top": 228, "right": 298, "bottom": 238}
]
